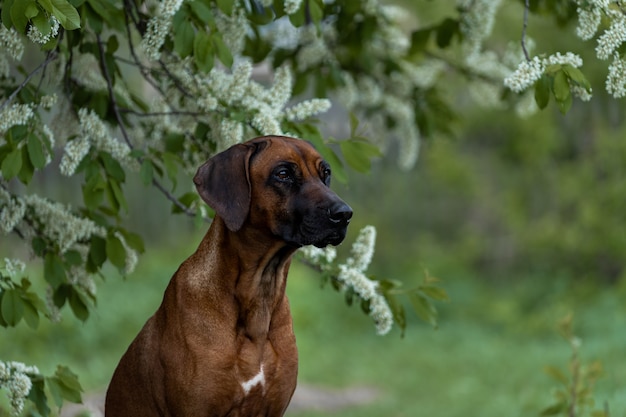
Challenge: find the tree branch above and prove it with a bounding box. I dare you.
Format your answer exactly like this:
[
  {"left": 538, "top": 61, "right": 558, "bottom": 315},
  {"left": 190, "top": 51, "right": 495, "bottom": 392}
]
[
  {"left": 521, "top": 0, "right": 531, "bottom": 61},
  {"left": 0, "top": 51, "right": 58, "bottom": 112},
  {"left": 95, "top": 34, "right": 211, "bottom": 223}
]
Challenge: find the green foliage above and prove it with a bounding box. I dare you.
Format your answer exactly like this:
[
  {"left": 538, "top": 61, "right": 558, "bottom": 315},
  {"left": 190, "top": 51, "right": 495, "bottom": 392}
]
[{"left": 540, "top": 314, "right": 608, "bottom": 417}]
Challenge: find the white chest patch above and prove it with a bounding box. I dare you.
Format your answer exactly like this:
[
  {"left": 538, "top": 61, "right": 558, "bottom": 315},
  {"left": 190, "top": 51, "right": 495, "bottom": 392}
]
[{"left": 241, "top": 365, "right": 266, "bottom": 396}]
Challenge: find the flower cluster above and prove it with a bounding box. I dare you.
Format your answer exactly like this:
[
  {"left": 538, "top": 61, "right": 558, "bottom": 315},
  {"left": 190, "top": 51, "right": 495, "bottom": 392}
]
[
  {"left": 0, "top": 104, "right": 34, "bottom": 134},
  {"left": 0, "top": 190, "right": 26, "bottom": 235},
  {"left": 2, "top": 258, "right": 25, "bottom": 277},
  {"left": 0, "top": 25, "right": 24, "bottom": 61},
  {"left": 504, "top": 52, "right": 588, "bottom": 101},
  {"left": 458, "top": 0, "right": 503, "bottom": 57},
  {"left": 0, "top": 361, "right": 39, "bottom": 415},
  {"left": 300, "top": 226, "right": 393, "bottom": 335},
  {"left": 60, "top": 108, "right": 135, "bottom": 176},
  {"left": 141, "top": 0, "right": 184, "bottom": 60},
  {"left": 27, "top": 16, "right": 60, "bottom": 44},
  {"left": 22, "top": 194, "right": 106, "bottom": 254}
]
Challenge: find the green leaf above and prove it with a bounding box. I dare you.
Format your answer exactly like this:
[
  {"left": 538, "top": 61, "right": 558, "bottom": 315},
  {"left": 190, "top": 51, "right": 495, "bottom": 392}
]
[
  {"left": 18, "top": 144, "right": 35, "bottom": 184},
  {"left": 2, "top": 147, "right": 23, "bottom": 180},
  {"left": 1, "top": 289, "right": 24, "bottom": 326},
  {"left": 44, "top": 253, "right": 67, "bottom": 289},
  {"left": 409, "top": 293, "right": 437, "bottom": 327},
  {"left": 534, "top": 74, "right": 551, "bottom": 110},
  {"left": 562, "top": 64, "right": 591, "bottom": 91},
  {"left": 69, "top": 287, "right": 89, "bottom": 321},
  {"left": 213, "top": 34, "right": 233, "bottom": 68},
  {"left": 435, "top": 18, "right": 459, "bottom": 48},
  {"left": 10, "top": 0, "right": 33, "bottom": 33},
  {"left": 189, "top": 0, "right": 214, "bottom": 24},
  {"left": 552, "top": 70, "right": 570, "bottom": 102},
  {"left": 50, "top": 0, "right": 81, "bottom": 29},
  {"left": 2, "top": 0, "right": 16, "bottom": 29},
  {"left": 88, "top": 236, "right": 107, "bottom": 268},
  {"left": 140, "top": 159, "right": 154, "bottom": 186},
  {"left": 106, "top": 234, "right": 126, "bottom": 270},
  {"left": 216, "top": 0, "right": 233, "bottom": 15},
  {"left": 409, "top": 28, "right": 432, "bottom": 56},
  {"left": 174, "top": 20, "right": 195, "bottom": 58},
  {"left": 420, "top": 285, "right": 450, "bottom": 302},
  {"left": 22, "top": 299, "right": 40, "bottom": 329},
  {"left": 194, "top": 30, "right": 214, "bottom": 72},
  {"left": 27, "top": 376, "right": 51, "bottom": 417},
  {"left": 109, "top": 179, "right": 128, "bottom": 213},
  {"left": 64, "top": 249, "right": 83, "bottom": 266},
  {"left": 101, "top": 152, "right": 125, "bottom": 182},
  {"left": 339, "top": 139, "right": 381, "bottom": 173},
  {"left": 162, "top": 152, "right": 179, "bottom": 190},
  {"left": 309, "top": 0, "right": 324, "bottom": 24},
  {"left": 544, "top": 365, "right": 568, "bottom": 385},
  {"left": 27, "top": 133, "right": 47, "bottom": 169}
]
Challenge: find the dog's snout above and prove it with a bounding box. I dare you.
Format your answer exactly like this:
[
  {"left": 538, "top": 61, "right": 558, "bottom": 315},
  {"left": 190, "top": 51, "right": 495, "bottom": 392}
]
[{"left": 328, "top": 202, "right": 353, "bottom": 225}]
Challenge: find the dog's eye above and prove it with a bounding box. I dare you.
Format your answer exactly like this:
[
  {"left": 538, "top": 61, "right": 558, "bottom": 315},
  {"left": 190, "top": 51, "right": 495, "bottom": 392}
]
[
  {"left": 274, "top": 168, "right": 292, "bottom": 182},
  {"left": 322, "top": 167, "right": 331, "bottom": 185}
]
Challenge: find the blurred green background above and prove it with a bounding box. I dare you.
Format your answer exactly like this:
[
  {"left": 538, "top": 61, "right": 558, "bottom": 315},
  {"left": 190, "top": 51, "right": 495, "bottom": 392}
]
[{"left": 3, "top": 1, "right": 626, "bottom": 416}]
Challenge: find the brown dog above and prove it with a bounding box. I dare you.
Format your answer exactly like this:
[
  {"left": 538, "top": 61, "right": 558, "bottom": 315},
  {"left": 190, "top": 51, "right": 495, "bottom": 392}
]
[{"left": 105, "top": 136, "right": 352, "bottom": 416}]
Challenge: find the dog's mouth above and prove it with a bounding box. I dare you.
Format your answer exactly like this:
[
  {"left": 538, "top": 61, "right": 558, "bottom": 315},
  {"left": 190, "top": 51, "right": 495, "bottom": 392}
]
[{"left": 288, "top": 222, "right": 348, "bottom": 248}]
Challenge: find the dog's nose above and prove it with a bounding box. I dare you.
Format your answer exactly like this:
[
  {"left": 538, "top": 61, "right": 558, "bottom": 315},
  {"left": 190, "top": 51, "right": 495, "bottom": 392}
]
[{"left": 328, "top": 202, "right": 353, "bottom": 225}]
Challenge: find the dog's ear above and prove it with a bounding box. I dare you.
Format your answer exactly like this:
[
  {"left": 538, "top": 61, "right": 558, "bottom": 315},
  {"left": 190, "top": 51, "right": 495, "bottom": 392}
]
[{"left": 194, "top": 142, "right": 259, "bottom": 232}]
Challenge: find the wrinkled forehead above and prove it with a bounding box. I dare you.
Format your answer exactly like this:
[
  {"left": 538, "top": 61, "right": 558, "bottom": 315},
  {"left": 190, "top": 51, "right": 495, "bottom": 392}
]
[{"left": 251, "top": 136, "right": 324, "bottom": 169}]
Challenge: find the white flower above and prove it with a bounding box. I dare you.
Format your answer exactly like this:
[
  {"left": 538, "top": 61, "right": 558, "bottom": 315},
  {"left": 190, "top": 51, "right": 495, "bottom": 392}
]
[
  {"left": 0, "top": 25, "right": 24, "bottom": 61},
  {"left": 0, "top": 104, "right": 34, "bottom": 133},
  {"left": 219, "top": 119, "right": 243, "bottom": 151},
  {"left": 576, "top": 8, "right": 601, "bottom": 41},
  {"left": 0, "top": 361, "right": 39, "bottom": 416},
  {"left": 284, "top": 99, "right": 331, "bottom": 121},
  {"left": 115, "top": 232, "right": 138, "bottom": 275},
  {"left": 252, "top": 112, "right": 283, "bottom": 136},
  {"left": 284, "top": 0, "right": 302, "bottom": 14},
  {"left": 596, "top": 17, "right": 626, "bottom": 60},
  {"left": 27, "top": 16, "right": 60, "bottom": 44},
  {"left": 458, "top": 0, "right": 502, "bottom": 56},
  {"left": 22, "top": 194, "right": 106, "bottom": 253},
  {"left": 0, "top": 196, "right": 26, "bottom": 234},
  {"left": 3, "top": 258, "right": 26, "bottom": 277},
  {"left": 346, "top": 225, "right": 377, "bottom": 273},
  {"left": 60, "top": 137, "right": 90, "bottom": 176},
  {"left": 504, "top": 56, "right": 544, "bottom": 93},
  {"left": 299, "top": 245, "right": 337, "bottom": 267},
  {"left": 606, "top": 54, "right": 626, "bottom": 98}
]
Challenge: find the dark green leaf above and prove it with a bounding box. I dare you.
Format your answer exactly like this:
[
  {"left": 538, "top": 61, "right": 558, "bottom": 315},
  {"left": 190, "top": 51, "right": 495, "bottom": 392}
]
[
  {"left": 562, "top": 64, "right": 591, "bottom": 91},
  {"left": 194, "top": 30, "right": 214, "bottom": 72},
  {"left": 10, "top": 0, "right": 33, "bottom": 33},
  {"left": 162, "top": 152, "right": 179, "bottom": 189},
  {"left": 22, "top": 299, "right": 40, "bottom": 329},
  {"left": 89, "top": 236, "right": 107, "bottom": 268},
  {"left": 32, "top": 237, "right": 47, "bottom": 256},
  {"left": 189, "top": 0, "right": 214, "bottom": 24},
  {"left": 101, "top": 152, "right": 125, "bottom": 182},
  {"left": 2, "top": 147, "right": 23, "bottom": 180},
  {"left": 534, "top": 74, "right": 551, "bottom": 110},
  {"left": 109, "top": 179, "right": 128, "bottom": 213},
  {"left": 44, "top": 253, "right": 67, "bottom": 289},
  {"left": 216, "top": 0, "right": 233, "bottom": 15},
  {"left": 18, "top": 144, "right": 35, "bottom": 184},
  {"left": 174, "top": 20, "right": 195, "bottom": 58},
  {"left": 27, "top": 376, "right": 51, "bottom": 417},
  {"left": 27, "top": 133, "right": 47, "bottom": 169},
  {"left": 2, "top": 0, "right": 16, "bottom": 29},
  {"left": 118, "top": 230, "right": 145, "bottom": 254},
  {"left": 552, "top": 70, "right": 570, "bottom": 102},
  {"left": 435, "top": 18, "right": 459, "bottom": 48},
  {"left": 64, "top": 250, "right": 83, "bottom": 266},
  {"left": 339, "top": 139, "right": 381, "bottom": 173},
  {"left": 140, "top": 159, "right": 154, "bottom": 186},
  {"left": 409, "top": 28, "right": 432, "bottom": 56},
  {"left": 213, "top": 34, "right": 233, "bottom": 68},
  {"left": 50, "top": 0, "right": 81, "bottom": 29},
  {"left": 69, "top": 287, "right": 89, "bottom": 321},
  {"left": 1, "top": 289, "right": 24, "bottom": 326},
  {"left": 106, "top": 234, "right": 126, "bottom": 270}
]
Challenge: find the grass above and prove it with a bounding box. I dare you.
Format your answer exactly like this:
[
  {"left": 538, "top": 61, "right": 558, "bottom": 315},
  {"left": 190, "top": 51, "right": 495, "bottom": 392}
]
[{"left": 2, "top": 232, "right": 626, "bottom": 416}]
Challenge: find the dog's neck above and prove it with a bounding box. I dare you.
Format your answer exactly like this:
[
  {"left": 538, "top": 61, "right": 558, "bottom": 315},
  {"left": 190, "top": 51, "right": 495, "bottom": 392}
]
[{"left": 195, "top": 216, "right": 297, "bottom": 340}]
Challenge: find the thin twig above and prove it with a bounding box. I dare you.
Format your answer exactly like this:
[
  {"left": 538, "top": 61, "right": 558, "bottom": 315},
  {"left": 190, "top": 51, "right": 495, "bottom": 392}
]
[
  {"left": 0, "top": 51, "right": 58, "bottom": 112},
  {"left": 521, "top": 0, "right": 531, "bottom": 61}
]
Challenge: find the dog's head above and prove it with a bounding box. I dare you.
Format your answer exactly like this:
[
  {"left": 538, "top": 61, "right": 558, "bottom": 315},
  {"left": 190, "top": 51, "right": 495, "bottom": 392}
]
[{"left": 194, "top": 136, "right": 352, "bottom": 248}]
